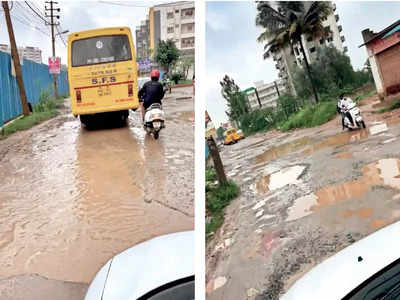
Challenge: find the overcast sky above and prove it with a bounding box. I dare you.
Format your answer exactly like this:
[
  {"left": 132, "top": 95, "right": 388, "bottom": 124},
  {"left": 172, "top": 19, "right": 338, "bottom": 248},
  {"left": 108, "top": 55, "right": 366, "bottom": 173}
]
[
  {"left": 206, "top": 1, "right": 400, "bottom": 127},
  {"left": 0, "top": 1, "right": 167, "bottom": 66}
]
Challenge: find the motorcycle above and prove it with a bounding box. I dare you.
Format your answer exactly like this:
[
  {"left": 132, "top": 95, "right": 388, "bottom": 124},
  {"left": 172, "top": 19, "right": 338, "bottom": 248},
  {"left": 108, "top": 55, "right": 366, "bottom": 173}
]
[
  {"left": 341, "top": 102, "right": 366, "bottom": 130},
  {"left": 161, "top": 78, "right": 172, "bottom": 94},
  {"left": 144, "top": 103, "right": 165, "bottom": 139}
]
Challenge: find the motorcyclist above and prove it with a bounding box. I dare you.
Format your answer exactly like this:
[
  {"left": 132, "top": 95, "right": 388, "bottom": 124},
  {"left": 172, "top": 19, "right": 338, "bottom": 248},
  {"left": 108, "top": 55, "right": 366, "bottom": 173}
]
[
  {"left": 337, "top": 93, "right": 355, "bottom": 129},
  {"left": 160, "top": 73, "right": 171, "bottom": 93},
  {"left": 138, "top": 69, "right": 165, "bottom": 122}
]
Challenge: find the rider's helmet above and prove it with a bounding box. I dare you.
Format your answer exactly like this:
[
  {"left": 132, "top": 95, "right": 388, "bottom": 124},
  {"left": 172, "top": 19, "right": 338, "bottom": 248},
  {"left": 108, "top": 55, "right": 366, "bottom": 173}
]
[{"left": 150, "top": 69, "right": 160, "bottom": 81}]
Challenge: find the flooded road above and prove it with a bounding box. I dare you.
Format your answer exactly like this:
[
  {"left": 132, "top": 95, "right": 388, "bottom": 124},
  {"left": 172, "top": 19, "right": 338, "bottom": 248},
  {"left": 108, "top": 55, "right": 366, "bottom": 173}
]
[
  {"left": 206, "top": 95, "right": 400, "bottom": 300},
  {"left": 0, "top": 87, "right": 194, "bottom": 298}
]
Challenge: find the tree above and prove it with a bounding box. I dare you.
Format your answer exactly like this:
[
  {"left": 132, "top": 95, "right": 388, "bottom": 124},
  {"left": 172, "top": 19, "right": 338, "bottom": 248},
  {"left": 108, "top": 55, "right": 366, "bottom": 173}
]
[
  {"left": 153, "top": 39, "right": 181, "bottom": 73},
  {"left": 216, "top": 126, "right": 225, "bottom": 141},
  {"left": 220, "top": 75, "right": 240, "bottom": 100},
  {"left": 256, "top": 1, "right": 332, "bottom": 104},
  {"left": 292, "top": 45, "right": 372, "bottom": 99},
  {"left": 220, "top": 75, "right": 249, "bottom": 126},
  {"left": 177, "top": 56, "right": 194, "bottom": 79}
]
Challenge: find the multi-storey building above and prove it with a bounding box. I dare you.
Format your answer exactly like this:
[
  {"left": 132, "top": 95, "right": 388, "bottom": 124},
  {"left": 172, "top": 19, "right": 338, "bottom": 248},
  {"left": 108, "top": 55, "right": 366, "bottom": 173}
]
[
  {"left": 270, "top": 2, "right": 346, "bottom": 95},
  {"left": 0, "top": 44, "right": 42, "bottom": 64},
  {"left": 135, "top": 18, "right": 150, "bottom": 61},
  {"left": 245, "top": 79, "right": 287, "bottom": 111},
  {"left": 150, "top": 1, "right": 195, "bottom": 57}
]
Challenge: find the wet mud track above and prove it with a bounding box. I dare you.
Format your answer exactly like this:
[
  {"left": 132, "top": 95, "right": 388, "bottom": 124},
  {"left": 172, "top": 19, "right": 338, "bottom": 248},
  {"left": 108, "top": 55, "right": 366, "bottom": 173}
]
[
  {"left": 206, "top": 107, "right": 400, "bottom": 299},
  {"left": 0, "top": 87, "right": 194, "bottom": 298}
]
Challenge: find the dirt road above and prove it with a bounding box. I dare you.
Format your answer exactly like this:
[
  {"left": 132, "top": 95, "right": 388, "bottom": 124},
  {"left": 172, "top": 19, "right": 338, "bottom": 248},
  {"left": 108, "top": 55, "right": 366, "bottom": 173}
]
[
  {"left": 206, "top": 94, "right": 400, "bottom": 300},
  {"left": 0, "top": 87, "right": 194, "bottom": 299}
]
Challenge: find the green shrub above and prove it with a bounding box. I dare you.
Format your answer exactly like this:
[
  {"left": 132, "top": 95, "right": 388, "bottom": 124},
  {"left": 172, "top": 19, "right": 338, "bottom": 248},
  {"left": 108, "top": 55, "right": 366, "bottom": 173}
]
[
  {"left": 170, "top": 72, "right": 184, "bottom": 84},
  {"left": 207, "top": 181, "right": 240, "bottom": 214},
  {"left": 206, "top": 212, "right": 224, "bottom": 238},
  {"left": 206, "top": 180, "right": 240, "bottom": 241},
  {"left": 355, "top": 89, "right": 376, "bottom": 104},
  {"left": 280, "top": 101, "right": 337, "bottom": 131},
  {"left": 240, "top": 107, "right": 277, "bottom": 136},
  {"left": 0, "top": 111, "right": 58, "bottom": 139},
  {"left": 390, "top": 99, "right": 400, "bottom": 110},
  {"left": 377, "top": 98, "right": 400, "bottom": 113},
  {"left": 311, "top": 101, "right": 337, "bottom": 126},
  {"left": 206, "top": 167, "right": 217, "bottom": 182},
  {"left": 33, "top": 89, "right": 62, "bottom": 112},
  {"left": 1, "top": 89, "right": 65, "bottom": 139}
]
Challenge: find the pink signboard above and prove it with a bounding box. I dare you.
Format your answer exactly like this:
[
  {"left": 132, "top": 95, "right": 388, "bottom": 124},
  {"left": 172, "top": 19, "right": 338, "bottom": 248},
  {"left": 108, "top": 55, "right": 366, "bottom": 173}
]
[
  {"left": 48, "top": 57, "right": 61, "bottom": 74},
  {"left": 370, "top": 32, "right": 400, "bottom": 55}
]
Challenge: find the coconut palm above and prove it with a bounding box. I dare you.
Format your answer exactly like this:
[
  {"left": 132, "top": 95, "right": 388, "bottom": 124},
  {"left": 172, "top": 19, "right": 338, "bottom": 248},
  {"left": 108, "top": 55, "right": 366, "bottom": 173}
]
[{"left": 256, "top": 1, "right": 332, "bottom": 104}]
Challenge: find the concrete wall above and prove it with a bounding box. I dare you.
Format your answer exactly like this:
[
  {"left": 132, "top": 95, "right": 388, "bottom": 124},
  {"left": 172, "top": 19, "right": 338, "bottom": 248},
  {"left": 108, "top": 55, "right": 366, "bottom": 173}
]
[{"left": 367, "top": 48, "right": 384, "bottom": 95}]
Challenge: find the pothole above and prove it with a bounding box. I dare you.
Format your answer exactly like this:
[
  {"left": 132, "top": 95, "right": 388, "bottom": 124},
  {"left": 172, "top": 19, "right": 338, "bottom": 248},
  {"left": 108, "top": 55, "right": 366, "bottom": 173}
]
[
  {"left": 286, "top": 158, "right": 400, "bottom": 221},
  {"left": 256, "top": 165, "right": 307, "bottom": 194}
]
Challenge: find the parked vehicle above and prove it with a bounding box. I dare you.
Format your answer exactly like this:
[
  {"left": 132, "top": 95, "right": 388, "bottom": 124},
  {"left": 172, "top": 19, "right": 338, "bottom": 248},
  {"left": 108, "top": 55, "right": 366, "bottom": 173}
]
[
  {"left": 67, "top": 27, "right": 139, "bottom": 126},
  {"left": 144, "top": 103, "right": 165, "bottom": 139},
  {"left": 85, "top": 231, "right": 194, "bottom": 300},
  {"left": 224, "top": 128, "right": 245, "bottom": 145},
  {"left": 340, "top": 100, "right": 366, "bottom": 130},
  {"left": 282, "top": 221, "right": 400, "bottom": 300}
]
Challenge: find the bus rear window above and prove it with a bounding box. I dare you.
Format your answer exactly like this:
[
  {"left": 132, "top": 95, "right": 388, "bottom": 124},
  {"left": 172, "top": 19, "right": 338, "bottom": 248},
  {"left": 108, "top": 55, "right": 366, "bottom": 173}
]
[{"left": 71, "top": 35, "right": 131, "bottom": 67}]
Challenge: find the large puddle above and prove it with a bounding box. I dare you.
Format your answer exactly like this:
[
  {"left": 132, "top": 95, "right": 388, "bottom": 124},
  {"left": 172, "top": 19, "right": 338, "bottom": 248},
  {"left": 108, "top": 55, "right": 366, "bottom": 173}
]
[
  {"left": 0, "top": 113, "right": 193, "bottom": 283},
  {"left": 256, "top": 165, "right": 306, "bottom": 194},
  {"left": 255, "top": 130, "right": 369, "bottom": 164},
  {"left": 286, "top": 158, "right": 400, "bottom": 221}
]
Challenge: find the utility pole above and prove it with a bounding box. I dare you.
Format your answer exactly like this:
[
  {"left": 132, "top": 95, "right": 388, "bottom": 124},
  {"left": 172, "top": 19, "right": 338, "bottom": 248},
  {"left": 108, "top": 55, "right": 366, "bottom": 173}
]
[
  {"left": 45, "top": 1, "right": 60, "bottom": 98},
  {"left": 274, "top": 81, "right": 281, "bottom": 97},
  {"left": 2, "top": 1, "right": 30, "bottom": 116},
  {"left": 254, "top": 87, "right": 262, "bottom": 108}
]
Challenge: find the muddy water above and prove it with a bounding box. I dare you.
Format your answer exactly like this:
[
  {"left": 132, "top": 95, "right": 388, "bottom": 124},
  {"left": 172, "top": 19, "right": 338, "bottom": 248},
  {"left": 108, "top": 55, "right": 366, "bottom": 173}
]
[
  {"left": 286, "top": 159, "right": 400, "bottom": 221},
  {"left": 255, "top": 130, "right": 369, "bottom": 165},
  {"left": 0, "top": 113, "right": 193, "bottom": 283},
  {"left": 256, "top": 165, "right": 306, "bottom": 194},
  {"left": 255, "top": 137, "right": 312, "bottom": 164}
]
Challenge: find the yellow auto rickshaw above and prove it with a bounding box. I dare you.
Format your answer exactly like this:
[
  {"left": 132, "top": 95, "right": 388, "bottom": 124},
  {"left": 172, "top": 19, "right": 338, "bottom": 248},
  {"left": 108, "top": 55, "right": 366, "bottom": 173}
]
[{"left": 224, "top": 128, "right": 245, "bottom": 145}]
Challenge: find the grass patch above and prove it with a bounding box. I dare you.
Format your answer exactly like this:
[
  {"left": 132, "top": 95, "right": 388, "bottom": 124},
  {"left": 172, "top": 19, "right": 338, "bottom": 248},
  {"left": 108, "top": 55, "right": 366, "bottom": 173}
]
[
  {"left": 355, "top": 89, "right": 376, "bottom": 105},
  {"left": 377, "top": 98, "right": 400, "bottom": 113},
  {"left": 0, "top": 90, "right": 64, "bottom": 140},
  {"left": 206, "top": 178, "right": 240, "bottom": 241},
  {"left": 172, "top": 80, "right": 193, "bottom": 86},
  {"left": 279, "top": 101, "right": 337, "bottom": 131},
  {"left": 206, "top": 167, "right": 217, "bottom": 182}
]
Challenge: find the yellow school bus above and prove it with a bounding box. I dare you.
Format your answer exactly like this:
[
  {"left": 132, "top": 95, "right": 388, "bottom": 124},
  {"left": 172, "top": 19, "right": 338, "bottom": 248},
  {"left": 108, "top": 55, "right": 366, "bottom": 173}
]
[{"left": 67, "top": 27, "right": 139, "bottom": 125}]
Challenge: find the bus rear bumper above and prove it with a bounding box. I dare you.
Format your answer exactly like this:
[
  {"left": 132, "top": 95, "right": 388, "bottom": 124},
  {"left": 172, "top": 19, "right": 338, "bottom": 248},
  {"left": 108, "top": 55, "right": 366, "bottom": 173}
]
[{"left": 72, "top": 103, "right": 139, "bottom": 116}]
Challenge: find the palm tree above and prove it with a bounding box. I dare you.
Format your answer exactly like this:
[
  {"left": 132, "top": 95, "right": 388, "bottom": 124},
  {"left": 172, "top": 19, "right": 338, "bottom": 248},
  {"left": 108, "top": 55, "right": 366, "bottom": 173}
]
[{"left": 256, "top": 1, "right": 332, "bottom": 104}]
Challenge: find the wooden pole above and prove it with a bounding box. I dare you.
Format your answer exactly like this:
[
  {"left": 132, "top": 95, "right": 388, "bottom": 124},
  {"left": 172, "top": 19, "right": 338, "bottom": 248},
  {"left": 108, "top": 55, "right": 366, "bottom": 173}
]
[
  {"left": 2, "top": 1, "right": 30, "bottom": 116},
  {"left": 207, "top": 136, "right": 227, "bottom": 185}
]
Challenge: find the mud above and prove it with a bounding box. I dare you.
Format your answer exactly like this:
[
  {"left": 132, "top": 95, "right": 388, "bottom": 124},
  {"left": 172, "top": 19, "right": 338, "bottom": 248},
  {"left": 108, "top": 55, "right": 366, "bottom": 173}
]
[
  {"left": 0, "top": 274, "right": 88, "bottom": 300},
  {"left": 0, "top": 87, "right": 194, "bottom": 297},
  {"left": 206, "top": 94, "right": 400, "bottom": 300}
]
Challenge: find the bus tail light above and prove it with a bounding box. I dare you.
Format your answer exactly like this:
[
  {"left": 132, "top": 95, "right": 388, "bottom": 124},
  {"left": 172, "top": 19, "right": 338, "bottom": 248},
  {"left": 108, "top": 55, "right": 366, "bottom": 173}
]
[
  {"left": 128, "top": 84, "right": 133, "bottom": 97},
  {"left": 76, "top": 90, "right": 82, "bottom": 103}
]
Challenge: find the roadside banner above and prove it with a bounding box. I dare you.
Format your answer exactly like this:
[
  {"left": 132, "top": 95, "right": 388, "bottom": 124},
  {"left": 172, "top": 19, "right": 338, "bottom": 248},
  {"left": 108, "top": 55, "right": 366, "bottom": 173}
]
[
  {"left": 138, "top": 59, "right": 153, "bottom": 71},
  {"left": 48, "top": 57, "right": 61, "bottom": 74}
]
